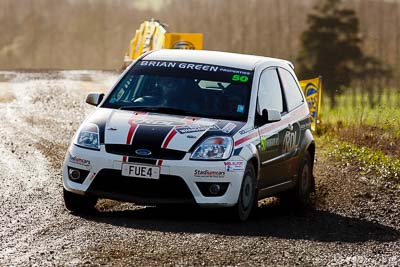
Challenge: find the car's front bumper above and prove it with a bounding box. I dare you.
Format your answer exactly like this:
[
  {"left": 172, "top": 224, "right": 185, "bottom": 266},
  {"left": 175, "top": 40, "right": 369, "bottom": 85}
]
[{"left": 63, "top": 144, "right": 246, "bottom": 207}]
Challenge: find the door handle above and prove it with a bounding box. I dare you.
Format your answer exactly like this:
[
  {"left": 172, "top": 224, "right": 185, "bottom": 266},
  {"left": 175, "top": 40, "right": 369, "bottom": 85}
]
[{"left": 287, "top": 124, "right": 293, "bottom": 131}]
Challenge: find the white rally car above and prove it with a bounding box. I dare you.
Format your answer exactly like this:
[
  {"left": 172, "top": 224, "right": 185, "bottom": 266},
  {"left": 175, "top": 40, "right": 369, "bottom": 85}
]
[{"left": 63, "top": 49, "right": 315, "bottom": 221}]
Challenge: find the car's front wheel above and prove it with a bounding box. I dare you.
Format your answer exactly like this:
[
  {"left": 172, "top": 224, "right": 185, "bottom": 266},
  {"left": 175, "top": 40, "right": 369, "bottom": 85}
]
[
  {"left": 235, "top": 162, "right": 257, "bottom": 221},
  {"left": 63, "top": 188, "right": 97, "bottom": 213}
]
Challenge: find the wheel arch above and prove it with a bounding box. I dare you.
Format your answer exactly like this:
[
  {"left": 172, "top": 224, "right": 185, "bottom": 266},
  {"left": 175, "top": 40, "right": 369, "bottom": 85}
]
[
  {"left": 249, "top": 157, "right": 259, "bottom": 183},
  {"left": 307, "top": 140, "right": 315, "bottom": 170},
  {"left": 238, "top": 143, "right": 261, "bottom": 187},
  {"left": 303, "top": 129, "right": 315, "bottom": 191}
]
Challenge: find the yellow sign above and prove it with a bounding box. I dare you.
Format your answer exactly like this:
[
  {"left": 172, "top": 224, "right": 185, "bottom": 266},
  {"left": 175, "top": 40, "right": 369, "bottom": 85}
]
[
  {"left": 164, "top": 33, "right": 203, "bottom": 50},
  {"left": 299, "top": 77, "right": 322, "bottom": 131}
]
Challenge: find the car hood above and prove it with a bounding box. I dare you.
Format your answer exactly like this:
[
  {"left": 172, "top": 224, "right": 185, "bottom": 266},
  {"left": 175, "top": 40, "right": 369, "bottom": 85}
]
[{"left": 88, "top": 108, "right": 245, "bottom": 152}]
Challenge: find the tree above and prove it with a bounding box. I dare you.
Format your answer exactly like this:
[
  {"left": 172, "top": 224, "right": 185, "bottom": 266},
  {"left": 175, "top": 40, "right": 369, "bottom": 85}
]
[
  {"left": 353, "top": 56, "right": 391, "bottom": 108},
  {"left": 297, "top": 0, "right": 363, "bottom": 108}
]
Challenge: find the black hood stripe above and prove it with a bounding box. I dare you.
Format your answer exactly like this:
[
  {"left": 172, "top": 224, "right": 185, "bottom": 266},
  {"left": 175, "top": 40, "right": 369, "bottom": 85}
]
[{"left": 130, "top": 125, "right": 175, "bottom": 152}]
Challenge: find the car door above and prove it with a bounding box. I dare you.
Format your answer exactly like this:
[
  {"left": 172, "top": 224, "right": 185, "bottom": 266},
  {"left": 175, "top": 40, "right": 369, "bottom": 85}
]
[
  {"left": 256, "top": 67, "right": 290, "bottom": 189},
  {"left": 277, "top": 67, "right": 305, "bottom": 179}
]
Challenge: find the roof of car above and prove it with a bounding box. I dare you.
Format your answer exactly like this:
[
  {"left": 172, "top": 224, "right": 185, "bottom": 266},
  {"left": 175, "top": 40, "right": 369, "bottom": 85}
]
[{"left": 142, "top": 49, "right": 293, "bottom": 71}]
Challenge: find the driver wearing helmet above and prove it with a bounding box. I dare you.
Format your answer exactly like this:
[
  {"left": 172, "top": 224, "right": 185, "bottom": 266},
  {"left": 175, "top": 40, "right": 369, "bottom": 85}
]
[{"left": 157, "top": 76, "right": 184, "bottom": 107}]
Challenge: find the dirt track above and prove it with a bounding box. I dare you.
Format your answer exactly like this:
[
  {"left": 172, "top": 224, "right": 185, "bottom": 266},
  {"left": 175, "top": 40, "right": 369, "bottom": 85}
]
[{"left": 0, "top": 71, "right": 399, "bottom": 266}]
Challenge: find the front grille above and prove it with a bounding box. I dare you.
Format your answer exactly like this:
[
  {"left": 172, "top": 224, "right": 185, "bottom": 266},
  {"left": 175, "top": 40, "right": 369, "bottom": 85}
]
[
  {"left": 105, "top": 144, "right": 186, "bottom": 160},
  {"left": 87, "top": 169, "right": 194, "bottom": 204}
]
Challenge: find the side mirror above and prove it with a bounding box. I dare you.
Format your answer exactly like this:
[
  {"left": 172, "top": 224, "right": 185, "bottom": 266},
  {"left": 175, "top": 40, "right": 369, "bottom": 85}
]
[
  {"left": 261, "top": 109, "right": 281, "bottom": 124},
  {"left": 86, "top": 93, "right": 104, "bottom": 106}
]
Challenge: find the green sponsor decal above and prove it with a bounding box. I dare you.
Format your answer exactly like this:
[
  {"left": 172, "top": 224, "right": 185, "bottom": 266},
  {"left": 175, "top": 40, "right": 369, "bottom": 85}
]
[{"left": 260, "top": 136, "right": 267, "bottom": 152}]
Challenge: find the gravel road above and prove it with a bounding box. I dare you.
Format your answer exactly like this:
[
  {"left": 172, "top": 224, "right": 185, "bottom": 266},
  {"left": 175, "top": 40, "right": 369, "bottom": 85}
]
[{"left": 0, "top": 71, "right": 399, "bottom": 266}]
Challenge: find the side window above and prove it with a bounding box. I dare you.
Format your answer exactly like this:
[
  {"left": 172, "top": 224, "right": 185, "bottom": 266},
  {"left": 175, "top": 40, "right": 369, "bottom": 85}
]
[
  {"left": 257, "top": 68, "right": 283, "bottom": 114},
  {"left": 278, "top": 68, "right": 304, "bottom": 111},
  {"left": 108, "top": 74, "right": 137, "bottom": 104}
]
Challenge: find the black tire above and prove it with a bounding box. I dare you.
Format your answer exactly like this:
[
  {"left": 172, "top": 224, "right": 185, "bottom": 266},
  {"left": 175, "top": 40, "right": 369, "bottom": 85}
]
[
  {"left": 235, "top": 162, "right": 257, "bottom": 221},
  {"left": 280, "top": 151, "right": 314, "bottom": 209},
  {"left": 63, "top": 188, "right": 97, "bottom": 213}
]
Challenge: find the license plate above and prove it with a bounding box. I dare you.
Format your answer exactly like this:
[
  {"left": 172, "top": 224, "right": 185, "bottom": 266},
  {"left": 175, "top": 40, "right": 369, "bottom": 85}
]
[{"left": 121, "top": 163, "right": 160, "bottom": 179}]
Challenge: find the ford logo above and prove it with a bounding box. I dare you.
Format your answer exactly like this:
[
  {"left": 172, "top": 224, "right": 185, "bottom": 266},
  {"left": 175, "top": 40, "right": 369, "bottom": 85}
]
[{"left": 135, "top": 149, "right": 152, "bottom": 156}]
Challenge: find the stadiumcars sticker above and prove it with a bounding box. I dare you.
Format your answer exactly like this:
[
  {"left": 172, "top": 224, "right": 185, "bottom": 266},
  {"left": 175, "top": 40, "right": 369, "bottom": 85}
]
[
  {"left": 194, "top": 169, "right": 225, "bottom": 178},
  {"left": 69, "top": 154, "right": 91, "bottom": 167}
]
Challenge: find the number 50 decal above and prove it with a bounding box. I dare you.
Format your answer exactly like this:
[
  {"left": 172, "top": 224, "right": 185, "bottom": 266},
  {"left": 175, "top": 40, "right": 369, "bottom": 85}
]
[{"left": 232, "top": 74, "right": 249, "bottom": 83}]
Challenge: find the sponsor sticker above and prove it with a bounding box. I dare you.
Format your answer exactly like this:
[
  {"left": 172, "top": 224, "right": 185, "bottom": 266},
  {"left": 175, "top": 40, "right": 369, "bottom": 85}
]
[
  {"left": 140, "top": 60, "right": 220, "bottom": 72},
  {"left": 221, "top": 122, "right": 236, "bottom": 133},
  {"left": 224, "top": 161, "right": 245, "bottom": 172},
  {"left": 134, "top": 118, "right": 185, "bottom": 126},
  {"left": 176, "top": 124, "right": 219, "bottom": 134},
  {"left": 266, "top": 136, "right": 279, "bottom": 148},
  {"left": 260, "top": 136, "right": 267, "bottom": 152},
  {"left": 139, "top": 60, "right": 253, "bottom": 76},
  {"left": 239, "top": 128, "right": 253, "bottom": 135},
  {"left": 260, "top": 136, "right": 280, "bottom": 152},
  {"left": 69, "top": 154, "right": 91, "bottom": 167},
  {"left": 176, "top": 126, "right": 209, "bottom": 134},
  {"left": 282, "top": 131, "right": 297, "bottom": 153},
  {"left": 237, "top": 105, "right": 245, "bottom": 113},
  {"left": 194, "top": 169, "right": 225, "bottom": 178},
  {"left": 300, "top": 120, "right": 311, "bottom": 130}
]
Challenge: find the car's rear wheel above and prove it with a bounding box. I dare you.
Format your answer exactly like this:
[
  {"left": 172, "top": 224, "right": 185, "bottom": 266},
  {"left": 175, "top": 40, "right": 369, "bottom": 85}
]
[
  {"left": 280, "top": 151, "right": 314, "bottom": 209},
  {"left": 63, "top": 188, "right": 97, "bottom": 213},
  {"left": 235, "top": 162, "right": 257, "bottom": 221}
]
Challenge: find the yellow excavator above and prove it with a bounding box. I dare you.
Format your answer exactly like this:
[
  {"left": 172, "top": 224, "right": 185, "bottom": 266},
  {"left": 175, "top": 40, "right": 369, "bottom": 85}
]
[{"left": 123, "top": 19, "right": 203, "bottom": 67}]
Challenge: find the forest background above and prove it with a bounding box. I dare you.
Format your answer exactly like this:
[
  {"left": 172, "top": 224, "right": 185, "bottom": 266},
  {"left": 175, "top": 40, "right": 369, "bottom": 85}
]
[{"left": 0, "top": 1, "right": 397, "bottom": 76}]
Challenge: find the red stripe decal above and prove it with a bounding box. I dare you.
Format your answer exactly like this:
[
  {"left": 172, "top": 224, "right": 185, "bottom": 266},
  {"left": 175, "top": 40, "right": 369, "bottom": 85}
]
[
  {"left": 126, "top": 111, "right": 147, "bottom": 144},
  {"left": 126, "top": 123, "right": 138, "bottom": 144},
  {"left": 157, "top": 160, "right": 163, "bottom": 166},
  {"left": 234, "top": 131, "right": 258, "bottom": 146},
  {"left": 122, "top": 112, "right": 147, "bottom": 162},
  {"left": 235, "top": 106, "right": 309, "bottom": 147},
  {"left": 162, "top": 129, "right": 177, "bottom": 149},
  {"left": 259, "top": 106, "right": 309, "bottom": 135}
]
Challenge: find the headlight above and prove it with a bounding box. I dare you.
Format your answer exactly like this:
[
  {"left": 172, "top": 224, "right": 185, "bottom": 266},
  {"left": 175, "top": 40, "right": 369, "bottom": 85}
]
[
  {"left": 191, "top": 136, "right": 233, "bottom": 160},
  {"left": 73, "top": 123, "right": 100, "bottom": 150}
]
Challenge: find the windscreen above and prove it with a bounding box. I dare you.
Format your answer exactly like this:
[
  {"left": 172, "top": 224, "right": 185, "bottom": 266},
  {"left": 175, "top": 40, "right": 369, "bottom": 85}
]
[{"left": 102, "top": 60, "right": 253, "bottom": 121}]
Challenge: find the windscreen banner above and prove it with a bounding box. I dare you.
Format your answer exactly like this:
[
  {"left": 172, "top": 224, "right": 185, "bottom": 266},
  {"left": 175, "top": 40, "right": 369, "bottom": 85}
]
[{"left": 299, "top": 77, "right": 322, "bottom": 131}]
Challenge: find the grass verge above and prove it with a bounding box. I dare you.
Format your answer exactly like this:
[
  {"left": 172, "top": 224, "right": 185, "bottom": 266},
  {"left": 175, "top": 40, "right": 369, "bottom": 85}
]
[
  {"left": 316, "top": 89, "right": 399, "bottom": 183},
  {"left": 326, "top": 139, "right": 400, "bottom": 186},
  {"left": 320, "top": 88, "right": 400, "bottom": 138}
]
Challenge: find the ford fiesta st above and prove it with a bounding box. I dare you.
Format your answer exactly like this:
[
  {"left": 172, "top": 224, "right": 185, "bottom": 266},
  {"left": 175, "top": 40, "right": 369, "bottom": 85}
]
[{"left": 63, "top": 49, "right": 315, "bottom": 221}]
